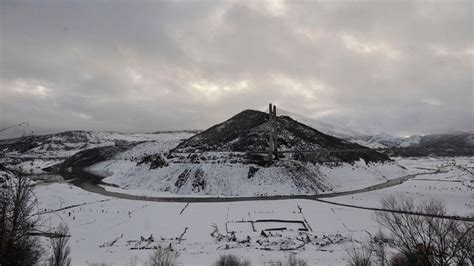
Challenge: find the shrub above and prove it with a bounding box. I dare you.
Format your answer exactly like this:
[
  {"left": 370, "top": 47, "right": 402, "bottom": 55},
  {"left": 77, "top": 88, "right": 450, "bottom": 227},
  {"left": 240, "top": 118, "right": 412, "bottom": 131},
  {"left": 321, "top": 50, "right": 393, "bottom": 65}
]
[
  {"left": 215, "top": 254, "right": 250, "bottom": 266},
  {"left": 147, "top": 247, "right": 180, "bottom": 266}
]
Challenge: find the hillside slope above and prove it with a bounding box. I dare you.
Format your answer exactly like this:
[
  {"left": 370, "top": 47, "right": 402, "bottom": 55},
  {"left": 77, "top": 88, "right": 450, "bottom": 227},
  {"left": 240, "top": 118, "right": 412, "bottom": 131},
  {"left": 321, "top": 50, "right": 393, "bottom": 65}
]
[
  {"left": 0, "top": 131, "right": 195, "bottom": 176},
  {"left": 173, "top": 109, "right": 389, "bottom": 163},
  {"left": 78, "top": 110, "right": 405, "bottom": 197}
]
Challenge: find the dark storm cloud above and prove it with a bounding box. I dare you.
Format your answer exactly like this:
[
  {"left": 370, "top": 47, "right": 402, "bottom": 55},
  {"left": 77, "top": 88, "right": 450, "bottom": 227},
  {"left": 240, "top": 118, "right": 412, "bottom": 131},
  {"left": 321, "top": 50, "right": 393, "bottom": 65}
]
[{"left": 1, "top": 0, "right": 472, "bottom": 138}]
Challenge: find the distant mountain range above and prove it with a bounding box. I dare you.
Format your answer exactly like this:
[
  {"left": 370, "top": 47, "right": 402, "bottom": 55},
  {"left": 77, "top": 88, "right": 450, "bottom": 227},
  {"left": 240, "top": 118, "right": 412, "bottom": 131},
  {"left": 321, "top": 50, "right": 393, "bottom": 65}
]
[
  {"left": 349, "top": 132, "right": 474, "bottom": 150},
  {"left": 1, "top": 118, "right": 472, "bottom": 158},
  {"left": 276, "top": 111, "right": 473, "bottom": 152}
]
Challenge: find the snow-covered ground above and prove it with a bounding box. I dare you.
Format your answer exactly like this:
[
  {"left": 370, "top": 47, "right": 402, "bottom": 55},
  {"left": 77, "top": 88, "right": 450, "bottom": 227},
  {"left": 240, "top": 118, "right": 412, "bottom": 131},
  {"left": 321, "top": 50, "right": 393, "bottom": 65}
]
[
  {"left": 328, "top": 157, "right": 474, "bottom": 216},
  {"left": 34, "top": 156, "right": 473, "bottom": 265},
  {"left": 35, "top": 183, "right": 377, "bottom": 265},
  {"left": 3, "top": 131, "right": 473, "bottom": 265}
]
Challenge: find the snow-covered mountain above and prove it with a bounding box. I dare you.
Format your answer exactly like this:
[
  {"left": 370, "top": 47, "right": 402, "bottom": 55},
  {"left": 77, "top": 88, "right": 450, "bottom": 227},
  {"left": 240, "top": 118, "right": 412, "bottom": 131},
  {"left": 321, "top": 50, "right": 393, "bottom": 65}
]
[
  {"left": 366, "top": 133, "right": 404, "bottom": 148},
  {"left": 349, "top": 133, "right": 404, "bottom": 149},
  {"left": 399, "top": 135, "right": 423, "bottom": 148},
  {"left": 0, "top": 131, "right": 195, "bottom": 175},
  {"left": 413, "top": 133, "right": 474, "bottom": 149},
  {"left": 0, "top": 130, "right": 194, "bottom": 156},
  {"left": 348, "top": 132, "right": 473, "bottom": 151}
]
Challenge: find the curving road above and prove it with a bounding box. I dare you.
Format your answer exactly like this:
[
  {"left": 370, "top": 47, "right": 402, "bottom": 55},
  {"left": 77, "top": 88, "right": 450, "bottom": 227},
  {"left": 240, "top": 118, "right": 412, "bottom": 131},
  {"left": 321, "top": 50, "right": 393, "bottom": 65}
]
[
  {"left": 70, "top": 168, "right": 421, "bottom": 203},
  {"left": 67, "top": 169, "right": 474, "bottom": 222},
  {"left": 64, "top": 168, "right": 473, "bottom": 222},
  {"left": 87, "top": 174, "right": 417, "bottom": 202}
]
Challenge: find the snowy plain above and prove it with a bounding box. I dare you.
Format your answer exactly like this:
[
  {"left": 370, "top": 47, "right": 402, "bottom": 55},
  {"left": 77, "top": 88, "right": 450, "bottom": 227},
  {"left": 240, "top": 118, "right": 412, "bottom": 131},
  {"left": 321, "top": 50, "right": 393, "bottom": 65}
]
[
  {"left": 328, "top": 157, "right": 474, "bottom": 216},
  {"left": 35, "top": 183, "right": 378, "bottom": 265}
]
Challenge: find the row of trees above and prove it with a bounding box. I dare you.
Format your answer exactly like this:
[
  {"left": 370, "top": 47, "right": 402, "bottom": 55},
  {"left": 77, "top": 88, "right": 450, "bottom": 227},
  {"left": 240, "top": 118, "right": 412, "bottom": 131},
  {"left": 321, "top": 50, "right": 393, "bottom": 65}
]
[{"left": 0, "top": 172, "right": 71, "bottom": 265}]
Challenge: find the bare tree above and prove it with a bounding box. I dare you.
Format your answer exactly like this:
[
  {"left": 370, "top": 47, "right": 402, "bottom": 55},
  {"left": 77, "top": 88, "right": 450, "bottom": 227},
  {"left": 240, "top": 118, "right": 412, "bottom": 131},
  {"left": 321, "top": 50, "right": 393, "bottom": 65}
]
[
  {"left": 49, "top": 223, "right": 72, "bottom": 266},
  {"left": 376, "top": 195, "right": 473, "bottom": 266},
  {"left": 0, "top": 173, "right": 43, "bottom": 265}
]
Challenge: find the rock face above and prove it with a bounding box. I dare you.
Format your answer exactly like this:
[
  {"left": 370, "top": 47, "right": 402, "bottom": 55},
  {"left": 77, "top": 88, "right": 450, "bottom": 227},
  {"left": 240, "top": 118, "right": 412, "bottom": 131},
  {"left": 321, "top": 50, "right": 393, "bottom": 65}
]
[
  {"left": 173, "top": 110, "right": 268, "bottom": 152},
  {"left": 172, "top": 109, "right": 389, "bottom": 163}
]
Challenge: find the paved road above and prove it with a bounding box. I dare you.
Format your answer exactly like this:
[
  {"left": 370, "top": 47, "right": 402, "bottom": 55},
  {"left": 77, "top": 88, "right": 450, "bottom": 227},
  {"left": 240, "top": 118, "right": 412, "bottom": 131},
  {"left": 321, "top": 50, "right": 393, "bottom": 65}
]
[{"left": 65, "top": 169, "right": 473, "bottom": 222}]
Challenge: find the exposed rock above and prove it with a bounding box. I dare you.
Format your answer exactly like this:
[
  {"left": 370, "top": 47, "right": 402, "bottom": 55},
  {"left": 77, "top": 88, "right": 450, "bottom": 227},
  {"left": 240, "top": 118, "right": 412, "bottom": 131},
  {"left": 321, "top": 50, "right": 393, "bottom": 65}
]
[
  {"left": 248, "top": 166, "right": 259, "bottom": 179},
  {"left": 192, "top": 168, "right": 205, "bottom": 192},
  {"left": 137, "top": 154, "right": 168, "bottom": 169},
  {"left": 175, "top": 169, "right": 191, "bottom": 189},
  {"left": 172, "top": 109, "right": 389, "bottom": 163}
]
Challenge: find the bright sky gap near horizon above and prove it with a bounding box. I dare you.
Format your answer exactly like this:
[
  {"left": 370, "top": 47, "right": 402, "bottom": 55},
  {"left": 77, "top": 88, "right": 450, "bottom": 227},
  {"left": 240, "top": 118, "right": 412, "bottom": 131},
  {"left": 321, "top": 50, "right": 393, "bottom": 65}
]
[{"left": 0, "top": 0, "right": 473, "bottom": 138}]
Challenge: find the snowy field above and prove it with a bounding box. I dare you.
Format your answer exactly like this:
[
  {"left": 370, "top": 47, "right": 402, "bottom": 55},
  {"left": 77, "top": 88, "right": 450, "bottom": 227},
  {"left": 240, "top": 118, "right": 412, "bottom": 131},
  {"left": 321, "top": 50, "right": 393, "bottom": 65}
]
[
  {"left": 34, "top": 156, "right": 473, "bottom": 265},
  {"left": 36, "top": 183, "right": 376, "bottom": 265}
]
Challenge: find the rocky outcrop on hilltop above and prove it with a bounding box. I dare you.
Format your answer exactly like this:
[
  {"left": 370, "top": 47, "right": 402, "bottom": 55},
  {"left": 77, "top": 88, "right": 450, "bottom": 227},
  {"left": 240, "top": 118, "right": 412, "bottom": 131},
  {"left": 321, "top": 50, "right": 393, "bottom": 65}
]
[{"left": 172, "top": 110, "right": 389, "bottom": 164}]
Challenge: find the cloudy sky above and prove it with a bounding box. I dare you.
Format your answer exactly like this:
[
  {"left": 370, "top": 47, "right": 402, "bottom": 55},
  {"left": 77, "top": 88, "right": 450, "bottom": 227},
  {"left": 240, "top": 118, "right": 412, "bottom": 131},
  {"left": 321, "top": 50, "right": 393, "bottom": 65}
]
[{"left": 1, "top": 0, "right": 472, "bottom": 138}]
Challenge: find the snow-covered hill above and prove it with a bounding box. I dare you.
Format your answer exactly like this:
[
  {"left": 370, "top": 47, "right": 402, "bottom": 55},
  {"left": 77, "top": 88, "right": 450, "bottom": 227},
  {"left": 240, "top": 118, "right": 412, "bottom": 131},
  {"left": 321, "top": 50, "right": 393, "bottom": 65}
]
[
  {"left": 59, "top": 110, "right": 407, "bottom": 197},
  {"left": 0, "top": 131, "right": 195, "bottom": 175},
  {"left": 88, "top": 150, "right": 406, "bottom": 197},
  {"left": 173, "top": 110, "right": 389, "bottom": 163}
]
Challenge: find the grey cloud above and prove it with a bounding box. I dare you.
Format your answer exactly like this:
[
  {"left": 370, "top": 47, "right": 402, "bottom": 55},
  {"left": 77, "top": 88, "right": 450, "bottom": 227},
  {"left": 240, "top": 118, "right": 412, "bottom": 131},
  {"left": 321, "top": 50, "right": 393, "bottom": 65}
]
[{"left": 0, "top": 0, "right": 472, "bottom": 139}]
